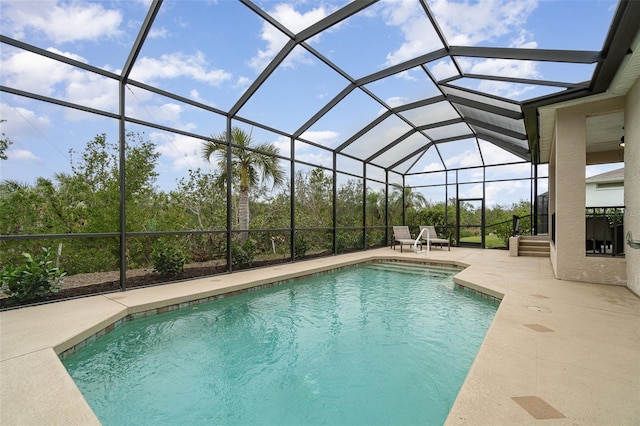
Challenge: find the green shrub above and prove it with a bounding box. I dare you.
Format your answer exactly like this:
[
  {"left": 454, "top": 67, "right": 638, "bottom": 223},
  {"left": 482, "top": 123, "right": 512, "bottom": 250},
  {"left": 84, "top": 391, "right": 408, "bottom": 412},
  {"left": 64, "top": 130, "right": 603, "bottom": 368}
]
[
  {"left": 294, "top": 235, "right": 309, "bottom": 259},
  {"left": 231, "top": 238, "right": 256, "bottom": 269},
  {"left": 495, "top": 222, "right": 512, "bottom": 246},
  {"left": 0, "top": 247, "right": 65, "bottom": 304},
  {"left": 336, "top": 231, "right": 361, "bottom": 254},
  {"left": 152, "top": 246, "right": 185, "bottom": 277}
]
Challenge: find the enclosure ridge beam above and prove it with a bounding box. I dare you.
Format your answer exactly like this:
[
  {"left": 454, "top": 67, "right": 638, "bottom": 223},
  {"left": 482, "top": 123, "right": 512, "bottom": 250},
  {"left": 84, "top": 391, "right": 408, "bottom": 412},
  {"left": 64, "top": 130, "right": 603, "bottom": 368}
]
[
  {"left": 432, "top": 133, "right": 476, "bottom": 144},
  {"left": 458, "top": 74, "right": 590, "bottom": 89},
  {"left": 335, "top": 111, "right": 392, "bottom": 152},
  {"left": 229, "top": 39, "right": 297, "bottom": 118},
  {"left": 240, "top": 0, "right": 295, "bottom": 40},
  {"left": 356, "top": 49, "right": 448, "bottom": 86},
  {"left": 416, "top": 118, "right": 465, "bottom": 132},
  {"left": 121, "top": 0, "right": 162, "bottom": 82},
  {"left": 449, "top": 45, "right": 602, "bottom": 63},
  {"left": 365, "top": 128, "right": 419, "bottom": 163},
  {"left": 296, "top": 0, "right": 378, "bottom": 42},
  {"left": 386, "top": 141, "right": 434, "bottom": 171},
  {"left": 392, "top": 95, "right": 447, "bottom": 113},
  {"left": 294, "top": 84, "right": 356, "bottom": 139}
]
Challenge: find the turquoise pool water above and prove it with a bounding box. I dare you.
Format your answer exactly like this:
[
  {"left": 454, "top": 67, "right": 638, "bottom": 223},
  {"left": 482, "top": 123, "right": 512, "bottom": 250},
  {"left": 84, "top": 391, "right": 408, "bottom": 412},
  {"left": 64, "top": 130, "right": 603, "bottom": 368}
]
[{"left": 63, "top": 262, "right": 498, "bottom": 425}]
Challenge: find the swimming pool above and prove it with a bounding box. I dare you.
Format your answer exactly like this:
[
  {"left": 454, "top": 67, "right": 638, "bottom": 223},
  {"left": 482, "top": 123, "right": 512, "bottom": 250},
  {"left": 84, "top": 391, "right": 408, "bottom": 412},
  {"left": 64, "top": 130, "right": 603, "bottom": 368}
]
[{"left": 63, "top": 262, "right": 498, "bottom": 425}]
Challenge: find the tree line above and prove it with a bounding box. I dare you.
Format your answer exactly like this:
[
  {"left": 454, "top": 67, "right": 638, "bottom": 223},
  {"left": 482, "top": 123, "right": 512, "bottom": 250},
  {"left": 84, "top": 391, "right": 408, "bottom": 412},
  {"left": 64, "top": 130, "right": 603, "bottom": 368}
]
[{"left": 0, "top": 130, "right": 530, "bottom": 276}]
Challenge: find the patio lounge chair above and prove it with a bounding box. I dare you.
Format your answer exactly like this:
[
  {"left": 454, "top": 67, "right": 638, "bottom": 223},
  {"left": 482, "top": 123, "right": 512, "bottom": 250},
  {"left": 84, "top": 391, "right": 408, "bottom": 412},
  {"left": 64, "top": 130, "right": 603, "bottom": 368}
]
[
  {"left": 419, "top": 226, "right": 450, "bottom": 251},
  {"left": 392, "top": 226, "right": 422, "bottom": 253}
]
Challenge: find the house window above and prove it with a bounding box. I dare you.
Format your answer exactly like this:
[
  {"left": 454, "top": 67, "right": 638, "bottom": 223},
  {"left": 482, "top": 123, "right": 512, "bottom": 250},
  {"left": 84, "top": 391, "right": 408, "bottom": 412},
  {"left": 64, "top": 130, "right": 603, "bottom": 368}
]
[{"left": 596, "top": 182, "right": 623, "bottom": 190}]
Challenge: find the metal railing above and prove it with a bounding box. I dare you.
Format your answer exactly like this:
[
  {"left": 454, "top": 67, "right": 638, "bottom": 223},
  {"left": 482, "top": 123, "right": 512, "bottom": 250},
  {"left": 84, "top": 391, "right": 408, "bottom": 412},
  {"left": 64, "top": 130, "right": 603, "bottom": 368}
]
[{"left": 585, "top": 206, "right": 625, "bottom": 257}]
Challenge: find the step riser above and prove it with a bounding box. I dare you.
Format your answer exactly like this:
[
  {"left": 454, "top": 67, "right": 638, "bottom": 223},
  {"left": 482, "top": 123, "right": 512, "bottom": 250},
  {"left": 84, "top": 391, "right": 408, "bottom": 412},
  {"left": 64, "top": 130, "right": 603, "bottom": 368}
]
[{"left": 519, "top": 251, "right": 550, "bottom": 257}]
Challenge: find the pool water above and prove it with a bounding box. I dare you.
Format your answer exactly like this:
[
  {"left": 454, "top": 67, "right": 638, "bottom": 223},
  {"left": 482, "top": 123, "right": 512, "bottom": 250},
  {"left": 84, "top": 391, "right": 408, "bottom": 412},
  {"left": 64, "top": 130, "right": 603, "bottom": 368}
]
[{"left": 63, "top": 262, "right": 498, "bottom": 425}]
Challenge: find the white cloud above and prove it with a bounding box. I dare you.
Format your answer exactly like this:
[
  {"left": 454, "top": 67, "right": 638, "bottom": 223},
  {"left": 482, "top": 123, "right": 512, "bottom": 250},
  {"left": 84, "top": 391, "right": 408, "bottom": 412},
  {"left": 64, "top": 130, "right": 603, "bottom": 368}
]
[
  {"left": 5, "top": 149, "right": 43, "bottom": 164},
  {"left": 381, "top": 0, "right": 540, "bottom": 85},
  {"left": 394, "top": 70, "right": 420, "bottom": 82},
  {"left": 154, "top": 133, "right": 208, "bottom": 171},
  {"left": 273, "top": 3, "right": 331, "bottom": 34},
  {"left": 273, "top": 136, "right": 291, "bottom": 158},
  {"left": 385, "top": 96, "right": 407, "bottom": 108},
  {"left": 148, "top": 27, "right": 169, "bottom": 39},
  {"left": 510, "top": 29, "right": 537, "bottom": 49},
  {"left": 234, "top": 76, "right": 252, "bottom": 91},
  {"left": 465, "top": 58, "right": 539, "bottom": 79},
  {"left": 479, "top": 142, "right": 526, "bottom": 166},
  {"left": 458, "top": 57, "right": 539, "bottom": 98},
  {"left": 0, "top": 104, "right": 52, "bottom": 138},
  {"left": 130, "top": 52, "right": 232, "bottom": 86},
  {"left": 249, "top": 4, "right": 333, "bottom": 71},
  {"left": 428, "top": 0, "right": 538, "bottom": 46},
  {"left": 2, "top": 0, "right": 122, "bottom": 44},
  {"left": 380, "top": 0, "right": 443, "bottom": 65},
  {"left": 422, "top": 162, "right": 444, "bottom": 172},
  {"left": 286, "top": 131, "right": 340, "bottom": 166},
  {"left": 459, "top": 182, "right": 483, "bottom": 198},
  {"left": 2, "top": 49, "right": 84, "bottom": 96},
  {"left": 145, "top": 103, "right": 184, "bottom": 125},
  {"left": 430, "top": 59, "right": 458, "bottom": 80},
  {"left": 64, "top": 71, "right": 120, "bottom": 114},
  {"left": 296, "top": 151, "right": 333, "bottom": 167},
  {"left": 299, "top": 130, "right": 340, "bottom": 149},
  {"left": 444, "top": 149, "right": 482, "bottom": 168},
  {"left": 2, "top": 48, "right": 119, "bottom": 113},
  {"left": 188, "top": 89, "right": 217, "bottom": 108},
  {"left": 485, "top": 180, "right": 526, "bottom": 207}
]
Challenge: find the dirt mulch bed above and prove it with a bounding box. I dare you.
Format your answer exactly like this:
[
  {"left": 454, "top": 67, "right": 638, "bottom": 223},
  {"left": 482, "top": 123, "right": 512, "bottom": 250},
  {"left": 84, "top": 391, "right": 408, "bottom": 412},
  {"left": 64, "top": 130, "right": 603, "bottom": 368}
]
[
  {"left": 0, "top": 262, "right": 225, "bottom": 310},
  {"left": 0, "top": 253, "right": 337, "bottom": 310}
]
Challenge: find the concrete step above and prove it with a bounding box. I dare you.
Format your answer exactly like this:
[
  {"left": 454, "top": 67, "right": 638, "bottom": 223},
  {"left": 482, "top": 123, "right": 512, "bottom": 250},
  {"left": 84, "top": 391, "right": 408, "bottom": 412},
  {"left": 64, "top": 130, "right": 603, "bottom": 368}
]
[
  {"left": 519, "top": 235, "right": 549, "bottom": 240},
  {"left": 520, "top": 240, "right": 549, "bottom": 246},
  {"left": 518, "top": 236, "right": 550, "bottom": 257},
  {"left": 519, "top": 250, "right": 550, "bottom": 257},
  {"left": 519, "top": 245, "right": 550, "bottom": 252}
]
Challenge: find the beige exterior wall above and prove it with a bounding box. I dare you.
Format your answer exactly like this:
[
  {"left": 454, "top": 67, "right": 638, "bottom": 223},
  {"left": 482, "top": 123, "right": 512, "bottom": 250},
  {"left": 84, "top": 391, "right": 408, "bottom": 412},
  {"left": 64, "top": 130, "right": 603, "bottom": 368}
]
[
  {"left": 550, "top": 98, "right": 627, "bottom": 286},
  {"left": 549, "top": 131, "right": 558, "bottom": 275},
  {"left": 625, "top": 77, "right": 640, "bottom": 295}
]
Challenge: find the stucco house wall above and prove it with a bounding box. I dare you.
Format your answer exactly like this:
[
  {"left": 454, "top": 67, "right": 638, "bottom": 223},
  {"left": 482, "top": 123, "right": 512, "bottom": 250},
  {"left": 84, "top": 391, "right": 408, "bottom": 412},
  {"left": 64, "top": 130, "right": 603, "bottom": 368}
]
[
  {"left": 625, "top": 75, "right": 640, "bottom": 295},
  {"left": 550, "top": 97, "right": 627, "bottom": 286}
]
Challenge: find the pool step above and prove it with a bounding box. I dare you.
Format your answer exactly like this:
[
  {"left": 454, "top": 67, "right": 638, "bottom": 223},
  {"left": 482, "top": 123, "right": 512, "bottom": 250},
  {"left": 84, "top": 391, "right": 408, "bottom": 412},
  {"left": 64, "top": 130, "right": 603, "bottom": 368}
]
[{"left": 366, "top": 262, "right": 457, "bottom": 278}]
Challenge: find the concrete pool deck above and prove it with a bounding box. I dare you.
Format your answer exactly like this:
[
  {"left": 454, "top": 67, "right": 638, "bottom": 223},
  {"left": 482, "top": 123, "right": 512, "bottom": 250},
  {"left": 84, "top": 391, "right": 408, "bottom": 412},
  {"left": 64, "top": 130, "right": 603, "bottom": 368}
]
[{"left": 1, "top": 247, "right": 638, "bottom": 425}]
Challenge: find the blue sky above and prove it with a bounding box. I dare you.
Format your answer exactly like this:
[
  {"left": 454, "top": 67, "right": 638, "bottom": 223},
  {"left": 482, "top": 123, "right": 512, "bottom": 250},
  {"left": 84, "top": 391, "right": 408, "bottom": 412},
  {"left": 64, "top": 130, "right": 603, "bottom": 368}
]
[{"left": 0, "top": 0, "right": 621, "bottom": 206}]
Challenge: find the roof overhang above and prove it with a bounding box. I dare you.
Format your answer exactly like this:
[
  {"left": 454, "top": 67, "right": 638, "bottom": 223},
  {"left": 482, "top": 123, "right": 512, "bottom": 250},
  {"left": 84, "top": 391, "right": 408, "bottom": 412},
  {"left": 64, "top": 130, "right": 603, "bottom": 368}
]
[{"left": 525, "top": 0, "right": 640, "bottom": 164}]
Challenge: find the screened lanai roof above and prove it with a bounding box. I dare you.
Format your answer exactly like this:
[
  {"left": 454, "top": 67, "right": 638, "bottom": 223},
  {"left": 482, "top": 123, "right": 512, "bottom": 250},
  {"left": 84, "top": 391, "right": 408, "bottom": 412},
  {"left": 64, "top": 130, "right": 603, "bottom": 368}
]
[{"left": 1, "top": 0, "right": 639, "bottom": 180}]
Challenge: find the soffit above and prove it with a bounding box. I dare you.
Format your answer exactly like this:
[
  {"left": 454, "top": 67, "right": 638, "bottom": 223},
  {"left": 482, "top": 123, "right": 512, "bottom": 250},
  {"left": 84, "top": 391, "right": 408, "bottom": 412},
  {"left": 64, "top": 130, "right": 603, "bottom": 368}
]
[{"left": 537, "top": 11, "right": 640, "bottom": 163}]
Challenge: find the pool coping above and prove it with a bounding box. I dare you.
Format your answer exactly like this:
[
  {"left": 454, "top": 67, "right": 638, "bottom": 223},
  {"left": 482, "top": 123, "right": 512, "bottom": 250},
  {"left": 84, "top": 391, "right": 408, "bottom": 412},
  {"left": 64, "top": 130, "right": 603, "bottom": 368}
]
[
  {"left": 1, "top": 247, "right": 639, "bottom": 425},
  {"left": 58, "top": 258, "right": 485, "bottom": 361}
]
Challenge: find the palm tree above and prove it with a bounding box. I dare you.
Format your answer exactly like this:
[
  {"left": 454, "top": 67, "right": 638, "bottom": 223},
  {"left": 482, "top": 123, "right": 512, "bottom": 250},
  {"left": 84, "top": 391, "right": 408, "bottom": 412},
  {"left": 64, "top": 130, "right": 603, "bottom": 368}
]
[
  {"left": 202, "top": 127, "right": 285, "bottom": 241},
  {"left": 389, "top": 186, "right": 427, "bottom": 214}
]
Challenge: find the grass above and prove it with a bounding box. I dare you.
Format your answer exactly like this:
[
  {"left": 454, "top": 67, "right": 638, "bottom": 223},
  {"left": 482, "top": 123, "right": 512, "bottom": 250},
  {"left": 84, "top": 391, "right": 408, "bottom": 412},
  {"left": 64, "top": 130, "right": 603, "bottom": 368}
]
[{"left": 459, "top": 234, "right": 506, "bottom": 249}]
